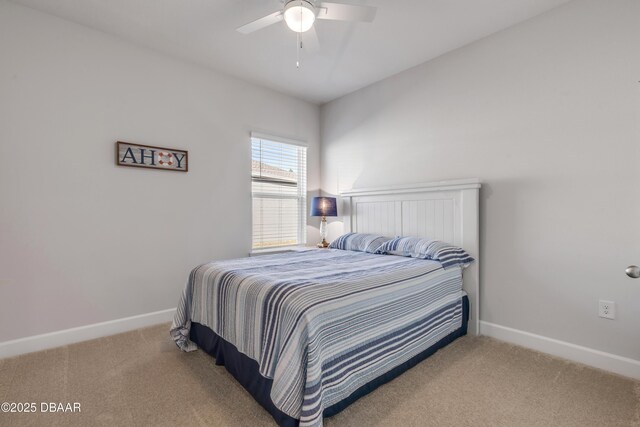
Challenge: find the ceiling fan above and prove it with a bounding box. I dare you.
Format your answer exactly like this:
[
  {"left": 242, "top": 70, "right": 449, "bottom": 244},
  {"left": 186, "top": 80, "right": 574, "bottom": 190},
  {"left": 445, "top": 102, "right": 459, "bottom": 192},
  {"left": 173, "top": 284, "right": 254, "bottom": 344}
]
[{"left": 236, "top": 0, "right": 377, "bottom": 38}]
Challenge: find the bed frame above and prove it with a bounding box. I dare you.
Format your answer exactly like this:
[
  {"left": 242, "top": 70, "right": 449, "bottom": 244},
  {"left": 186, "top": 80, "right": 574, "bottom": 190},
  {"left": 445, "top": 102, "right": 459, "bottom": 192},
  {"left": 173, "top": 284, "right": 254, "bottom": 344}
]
[{"left": 340, "top": 178, "right": 481, "bottom": 335}]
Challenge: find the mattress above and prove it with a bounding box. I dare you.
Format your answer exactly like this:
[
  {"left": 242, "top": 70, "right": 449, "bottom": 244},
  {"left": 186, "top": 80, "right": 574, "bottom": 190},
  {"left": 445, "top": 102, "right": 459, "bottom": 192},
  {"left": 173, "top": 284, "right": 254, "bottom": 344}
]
[{"left": 171, "top": 249, "right": 467, "bottom": 427}]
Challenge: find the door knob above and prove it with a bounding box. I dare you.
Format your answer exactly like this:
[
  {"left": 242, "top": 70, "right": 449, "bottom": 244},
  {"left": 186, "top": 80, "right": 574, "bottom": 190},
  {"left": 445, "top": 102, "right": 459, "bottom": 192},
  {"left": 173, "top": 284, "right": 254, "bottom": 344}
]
[{"left": 625, "top": 265, "right": 640, "bottom": 278}]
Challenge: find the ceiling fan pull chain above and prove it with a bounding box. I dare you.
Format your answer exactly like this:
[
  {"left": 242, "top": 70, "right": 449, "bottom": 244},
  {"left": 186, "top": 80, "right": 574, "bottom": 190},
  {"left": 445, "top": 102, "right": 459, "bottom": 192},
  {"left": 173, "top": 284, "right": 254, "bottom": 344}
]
[
  {"left": 297, "top": 1, "right": 303, "bottom": 68},
  {"left": 296, "top": 31, "right": 300, "bottom": 68}
]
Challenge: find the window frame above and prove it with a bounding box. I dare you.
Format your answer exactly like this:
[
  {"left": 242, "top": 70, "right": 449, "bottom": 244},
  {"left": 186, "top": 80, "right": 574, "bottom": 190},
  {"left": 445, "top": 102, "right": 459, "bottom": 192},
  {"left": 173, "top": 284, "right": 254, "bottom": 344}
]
[{"left": 250, "top": 132, "right": 307, "bottom": 251}]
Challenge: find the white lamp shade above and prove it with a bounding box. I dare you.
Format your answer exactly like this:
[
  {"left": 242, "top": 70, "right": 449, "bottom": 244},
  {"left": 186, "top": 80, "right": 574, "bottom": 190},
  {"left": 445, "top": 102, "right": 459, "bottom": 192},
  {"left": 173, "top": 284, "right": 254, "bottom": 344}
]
[{"left": 284, "top": 1, "right": 316, "bottom": 33}]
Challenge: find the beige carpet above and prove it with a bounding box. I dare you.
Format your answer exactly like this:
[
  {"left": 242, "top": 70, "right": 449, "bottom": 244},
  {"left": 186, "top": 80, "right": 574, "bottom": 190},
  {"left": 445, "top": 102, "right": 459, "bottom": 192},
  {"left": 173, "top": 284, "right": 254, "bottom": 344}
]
[{"left": 0, "top": 324, "right": 638, "bottom": 427}]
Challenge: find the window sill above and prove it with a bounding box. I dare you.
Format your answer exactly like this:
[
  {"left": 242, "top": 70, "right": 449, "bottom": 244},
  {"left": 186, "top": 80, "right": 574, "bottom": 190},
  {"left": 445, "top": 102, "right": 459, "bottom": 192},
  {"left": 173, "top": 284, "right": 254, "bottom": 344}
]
[{"left": 249, "top": 246, "right": 307, "bottom": 257}]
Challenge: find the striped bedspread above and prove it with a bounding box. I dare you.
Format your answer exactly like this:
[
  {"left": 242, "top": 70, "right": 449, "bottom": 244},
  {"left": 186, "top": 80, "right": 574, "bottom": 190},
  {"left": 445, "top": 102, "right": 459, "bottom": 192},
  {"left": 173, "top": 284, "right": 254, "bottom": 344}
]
[{"left": 171, "top": 249, "right": 464, "bottom": 427}]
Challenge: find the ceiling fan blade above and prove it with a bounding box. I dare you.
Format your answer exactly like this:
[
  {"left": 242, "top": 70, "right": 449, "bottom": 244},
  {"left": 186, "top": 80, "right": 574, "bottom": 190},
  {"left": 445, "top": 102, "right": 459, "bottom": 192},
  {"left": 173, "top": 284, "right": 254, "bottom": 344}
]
[
  {"left": 317, "top": 2, "right": 377, "bottom": 22},
  {"left": 236, "top": 11, "right": 283, "bottom": 34},
  {"left": 302, "top": 26, "right": 320, "bottom": 53}
]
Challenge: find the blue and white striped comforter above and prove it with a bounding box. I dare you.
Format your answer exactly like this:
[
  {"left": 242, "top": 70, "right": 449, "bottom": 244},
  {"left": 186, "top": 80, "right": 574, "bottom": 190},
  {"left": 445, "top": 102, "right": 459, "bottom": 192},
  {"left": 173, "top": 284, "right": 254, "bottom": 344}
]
[{"left": 171, "top": 249, "right": 464, "bottom": 427}]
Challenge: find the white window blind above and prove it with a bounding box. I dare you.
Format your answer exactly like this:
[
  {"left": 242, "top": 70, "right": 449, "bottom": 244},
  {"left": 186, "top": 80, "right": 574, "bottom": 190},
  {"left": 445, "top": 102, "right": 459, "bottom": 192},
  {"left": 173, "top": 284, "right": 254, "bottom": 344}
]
[{"left": 251, "top": 135, "right": 307, "bottom": 249}]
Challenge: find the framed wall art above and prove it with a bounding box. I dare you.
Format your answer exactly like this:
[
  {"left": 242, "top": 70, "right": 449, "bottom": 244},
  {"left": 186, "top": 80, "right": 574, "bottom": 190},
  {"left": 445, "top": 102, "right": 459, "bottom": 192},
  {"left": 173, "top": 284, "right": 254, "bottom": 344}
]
[{"left": 116, "top": 141, "right": 188, "bottom": 172}]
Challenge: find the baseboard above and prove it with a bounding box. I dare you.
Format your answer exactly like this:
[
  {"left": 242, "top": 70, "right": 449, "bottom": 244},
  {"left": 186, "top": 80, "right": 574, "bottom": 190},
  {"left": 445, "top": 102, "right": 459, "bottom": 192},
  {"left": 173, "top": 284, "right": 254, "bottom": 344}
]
[
  {"left": 3, "top": 314, "right": 638, "bottom": 380},
  {"left": 0, "top": 308, "right": 175, "bottom": 359},
  {"left": 480, "top": 321, "right": 640, "bottom": 380}
]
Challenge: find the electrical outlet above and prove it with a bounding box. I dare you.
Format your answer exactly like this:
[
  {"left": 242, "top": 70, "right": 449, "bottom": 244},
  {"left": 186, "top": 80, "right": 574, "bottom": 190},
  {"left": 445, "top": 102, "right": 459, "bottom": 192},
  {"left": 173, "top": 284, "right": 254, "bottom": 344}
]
[{"left": 598, "top": 300, "right": 616, "bottom": 320}]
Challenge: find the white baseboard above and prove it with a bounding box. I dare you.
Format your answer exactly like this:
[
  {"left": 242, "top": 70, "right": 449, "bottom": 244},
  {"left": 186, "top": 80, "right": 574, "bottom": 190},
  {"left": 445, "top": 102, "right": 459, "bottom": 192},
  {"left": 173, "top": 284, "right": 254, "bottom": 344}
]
[
  {"left": 3, "top": 313, "right": 638, "bottom": 380},
  {"left": 0, "top": 308, "right": 175, "bottom": 359},
  {"left": 480, "top": 321, "right": 640, "bottom": 380}
]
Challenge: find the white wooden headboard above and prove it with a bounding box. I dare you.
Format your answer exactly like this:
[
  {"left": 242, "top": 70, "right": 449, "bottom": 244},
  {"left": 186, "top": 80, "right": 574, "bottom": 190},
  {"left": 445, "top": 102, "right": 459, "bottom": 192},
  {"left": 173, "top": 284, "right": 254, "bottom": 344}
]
[{"left": 341, "top": 178, "right": 481, "bottom": 335}]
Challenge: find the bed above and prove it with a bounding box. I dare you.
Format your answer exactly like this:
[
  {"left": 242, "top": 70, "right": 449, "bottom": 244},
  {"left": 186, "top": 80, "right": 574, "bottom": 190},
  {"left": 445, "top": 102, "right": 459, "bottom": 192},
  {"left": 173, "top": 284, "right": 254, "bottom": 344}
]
[{"left": 171, "top": 179, "right": 481, "bottom": 427}]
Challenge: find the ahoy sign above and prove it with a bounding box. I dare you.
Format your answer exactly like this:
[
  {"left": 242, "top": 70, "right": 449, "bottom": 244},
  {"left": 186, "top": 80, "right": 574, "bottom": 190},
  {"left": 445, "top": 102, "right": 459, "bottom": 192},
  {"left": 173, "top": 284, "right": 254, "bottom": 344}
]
[{"left": 116, "top": 141, "right": 188, "bottom": 172}]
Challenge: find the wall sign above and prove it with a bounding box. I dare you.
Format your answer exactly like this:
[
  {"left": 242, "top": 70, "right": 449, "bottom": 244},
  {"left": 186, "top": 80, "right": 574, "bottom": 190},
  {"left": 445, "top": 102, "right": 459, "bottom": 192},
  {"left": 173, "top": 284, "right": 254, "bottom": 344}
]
[{"left": 116, "top": 141, "right": 188, "bottom": 172}]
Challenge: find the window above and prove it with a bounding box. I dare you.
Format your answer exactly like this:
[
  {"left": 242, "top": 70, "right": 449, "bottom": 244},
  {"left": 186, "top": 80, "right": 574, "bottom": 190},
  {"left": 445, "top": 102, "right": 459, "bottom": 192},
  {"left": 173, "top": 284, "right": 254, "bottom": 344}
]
[{"left": 251, "top": 134, "right": 307, "bottom": 249}]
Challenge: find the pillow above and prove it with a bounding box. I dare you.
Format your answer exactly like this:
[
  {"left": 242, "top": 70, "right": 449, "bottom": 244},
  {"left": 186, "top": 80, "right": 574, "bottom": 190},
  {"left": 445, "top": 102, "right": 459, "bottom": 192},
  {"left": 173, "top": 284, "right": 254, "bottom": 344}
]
[
  {"left": 376, "top": 236, "right": 474, "bottom": 268},
  {"left": 329, "top": 233, "right": 392, "bottom": 253}
]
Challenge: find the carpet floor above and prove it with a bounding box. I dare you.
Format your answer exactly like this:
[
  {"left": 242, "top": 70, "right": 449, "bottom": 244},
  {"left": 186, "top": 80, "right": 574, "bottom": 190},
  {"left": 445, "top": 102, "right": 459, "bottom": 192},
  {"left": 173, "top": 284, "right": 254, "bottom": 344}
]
[{"left": 0, "top": 323, "right": 638, "bottom": 427}]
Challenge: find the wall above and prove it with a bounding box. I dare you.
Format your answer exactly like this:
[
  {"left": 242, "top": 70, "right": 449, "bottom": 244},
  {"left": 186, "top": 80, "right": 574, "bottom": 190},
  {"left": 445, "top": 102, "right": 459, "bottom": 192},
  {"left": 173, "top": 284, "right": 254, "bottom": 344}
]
[
  {"left": 0, "top": 1, "right": 320, "bottom": 343},
  {"left": 321, "top": 0, "right": 640, "bottom": 361}
]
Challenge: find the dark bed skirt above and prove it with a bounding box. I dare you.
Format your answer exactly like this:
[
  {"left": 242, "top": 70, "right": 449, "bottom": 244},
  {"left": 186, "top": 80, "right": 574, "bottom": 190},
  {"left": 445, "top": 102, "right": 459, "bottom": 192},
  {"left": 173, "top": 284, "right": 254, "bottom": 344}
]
[{"left": 190, "top": 295, "right": 469, "bottom": 426}]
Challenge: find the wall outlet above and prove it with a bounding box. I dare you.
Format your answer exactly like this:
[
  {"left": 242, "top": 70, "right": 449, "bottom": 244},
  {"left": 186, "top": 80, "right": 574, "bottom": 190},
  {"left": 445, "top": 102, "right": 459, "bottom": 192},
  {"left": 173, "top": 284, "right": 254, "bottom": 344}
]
[{"left": 598, "top": 300, "right": 616, "bottom": 320}]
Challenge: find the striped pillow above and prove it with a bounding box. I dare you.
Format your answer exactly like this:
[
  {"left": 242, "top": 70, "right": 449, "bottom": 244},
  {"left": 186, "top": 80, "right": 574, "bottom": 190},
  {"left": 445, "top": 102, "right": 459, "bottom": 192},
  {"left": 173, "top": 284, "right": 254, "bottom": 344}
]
[
  {"left": 329, "top": 233, "right": 391, "bottom": 253},
  {"left": 376, "top": 236, "right": 474, "bottom": 268}
]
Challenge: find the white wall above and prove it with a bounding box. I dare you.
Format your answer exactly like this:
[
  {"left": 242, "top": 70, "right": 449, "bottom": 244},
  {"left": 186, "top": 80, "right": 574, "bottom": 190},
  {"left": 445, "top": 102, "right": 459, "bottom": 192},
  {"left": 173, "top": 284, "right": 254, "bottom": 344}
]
[
  {"left": 0, "top": 1, "right": 320, "bottom": 343},
  {"left": 321, "top": 0, "right": 640, "bottom": 361}
]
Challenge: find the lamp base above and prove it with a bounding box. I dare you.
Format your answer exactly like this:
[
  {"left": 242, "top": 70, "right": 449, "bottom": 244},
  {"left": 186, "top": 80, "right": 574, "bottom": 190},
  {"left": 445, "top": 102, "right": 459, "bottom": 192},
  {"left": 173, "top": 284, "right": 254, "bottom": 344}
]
[{"left": 317, "top": 239, "right": 330, "bottom": 248}]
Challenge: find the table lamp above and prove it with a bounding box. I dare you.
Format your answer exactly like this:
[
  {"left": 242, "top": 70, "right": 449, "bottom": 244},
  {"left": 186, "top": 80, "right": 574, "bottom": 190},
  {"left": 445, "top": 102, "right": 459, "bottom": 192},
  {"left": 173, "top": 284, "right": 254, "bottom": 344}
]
[{"left": 311, "top": 197, "right": 337, "bottom": 248}]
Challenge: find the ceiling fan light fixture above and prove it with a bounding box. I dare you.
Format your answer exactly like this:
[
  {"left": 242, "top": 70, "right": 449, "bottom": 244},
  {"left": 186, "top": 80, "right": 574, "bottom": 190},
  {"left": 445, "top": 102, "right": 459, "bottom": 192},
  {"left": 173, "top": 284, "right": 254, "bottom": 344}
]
[{"left": 284, "top": 0, "right": 316, "bottom": 33}]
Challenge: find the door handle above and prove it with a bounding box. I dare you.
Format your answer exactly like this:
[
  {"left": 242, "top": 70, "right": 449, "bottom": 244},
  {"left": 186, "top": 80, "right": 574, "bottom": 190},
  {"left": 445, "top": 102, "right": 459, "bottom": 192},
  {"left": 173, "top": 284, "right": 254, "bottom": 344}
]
[{"left": 625, "top": 265, "right": 640, "bottom": 278}]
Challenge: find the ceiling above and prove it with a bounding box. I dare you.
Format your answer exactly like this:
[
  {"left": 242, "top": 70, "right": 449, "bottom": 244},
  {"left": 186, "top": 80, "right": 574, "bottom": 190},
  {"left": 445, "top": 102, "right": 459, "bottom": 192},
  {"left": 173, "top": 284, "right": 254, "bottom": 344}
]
[{"left": 9, "top": 0, "right": 571, "bottom": 104}]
